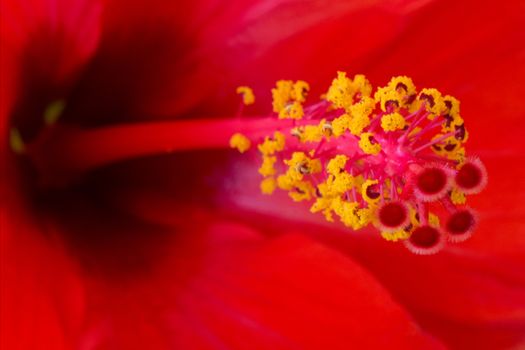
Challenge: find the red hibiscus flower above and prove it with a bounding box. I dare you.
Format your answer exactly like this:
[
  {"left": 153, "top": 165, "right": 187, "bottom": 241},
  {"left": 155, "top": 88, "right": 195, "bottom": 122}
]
[{"left": 1, "top": 0, "right": 524, "bottom": 349}]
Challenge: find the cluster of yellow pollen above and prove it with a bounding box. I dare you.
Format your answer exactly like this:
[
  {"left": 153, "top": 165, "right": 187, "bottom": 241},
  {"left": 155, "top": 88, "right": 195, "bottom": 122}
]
[
  {"left": 381, "top": 112, "right": 406, "bottom": 132},
  {"left": 271, "top": 80, "right": 310, "bottom": 120},
  {"left": 326, "top": 72, "right": 372, "bottom": 111},
  {"left": 229, "top": 133, "right": 251, "bottom": 153},
  {"left": 236, "top": 86, "right": 255, "bottom": 105},
  {"left": 230, "top": 72, "right": 481, "bottom": 252}
]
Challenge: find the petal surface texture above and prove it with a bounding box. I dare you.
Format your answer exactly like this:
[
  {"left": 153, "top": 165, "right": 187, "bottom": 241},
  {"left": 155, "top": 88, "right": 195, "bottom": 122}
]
[{"left": 1, "top": 0, "right": 525, "bottom": 349}]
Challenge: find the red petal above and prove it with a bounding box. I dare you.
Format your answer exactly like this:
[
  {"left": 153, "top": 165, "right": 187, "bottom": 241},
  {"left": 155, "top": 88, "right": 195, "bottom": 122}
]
[
  {"left": 0, "top": 192, "right": 85, "bottom": 350},
  {"left": 3, "top": 0, "right": 524, "bottom": 349},
  {"left": 288, "top": 225, "right": 525, "bottom": 349},
  {"left": 79, "top": 224, "right": 444, "bottom": 349},
  {"left": 0, "top": 0, "right": 101, "bottom": 83}
]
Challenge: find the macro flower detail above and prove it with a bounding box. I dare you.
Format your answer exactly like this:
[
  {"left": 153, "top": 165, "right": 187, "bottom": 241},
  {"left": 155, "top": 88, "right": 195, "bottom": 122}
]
[
  {"left": 3, "top": 0, "right": 524, "bottom": 348},
  {"left": 231, "top": 73, "right": 487, "bottom": 254}
]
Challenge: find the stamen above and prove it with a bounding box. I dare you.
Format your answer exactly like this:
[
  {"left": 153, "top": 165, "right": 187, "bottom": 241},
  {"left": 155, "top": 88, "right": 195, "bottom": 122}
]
[
  {"left": 230, "top": 133, "right": 251, "bottom": 153},
  {"left": 236, "top": 86, "right": 255, "bottom": 106},
  {"left": 229, "top": 72, "right": 487, "bottom": 254}
]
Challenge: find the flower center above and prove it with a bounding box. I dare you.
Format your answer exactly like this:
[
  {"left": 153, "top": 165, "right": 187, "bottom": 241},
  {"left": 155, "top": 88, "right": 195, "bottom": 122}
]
[
  {"left": 230, "top": 73, "right": 488, "bottom": 254},
  {"left": 9, "top": 72, "right": 487, "bottom": 255}
]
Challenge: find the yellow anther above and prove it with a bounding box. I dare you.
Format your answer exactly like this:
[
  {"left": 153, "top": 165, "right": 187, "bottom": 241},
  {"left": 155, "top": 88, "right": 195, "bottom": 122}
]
[
  {"left": 236, "top": 86, "right": 255, "bottom": 105},
  {"left": 348, "top": 113, "right": 371, "bottom": 136},
  {"left": 339, "top": 200, "right": 372, "bottom": 230},
  {"left": 429, "top": 213, "right": 440, "bottom": 227},
  {"left": 352, "top": 74, "right": 373, "bottom": 98},
  {"left": 311, "top": 196, "right": 336, "bottom": 222},
  {"left": 381, "top": 112, "right": 406, "bottom": 132},
  {"left": 353, "top": 174, "right": 365, "bottom": 187},
  {"left": 290, "top": 127, "right": 303, "bottom": 139},
  {"left": 258, "top": 139, "right": 274, "bottom": 155},
  {"left": 310, "top": 160, "right": 322, "bottom": 174},
  {"left": 381, "top": 230, "right": 410, "bottom": 242},
  {"left": 292, "top": 80, "right": 310, "bottom": 103},
  {"left": 374, "top": 86, "right": 387, "bottom": 103},
  {"left": 277, "top": 173, "right": 295, "bottom": 191},
  {"left": 278, "top": 101, "right": 304, "bottom": 120},
  {"left": 260, "top": 177, "right": 277, "bottom": 195},
  {"left": 272, "top": 80, "right": 294, "bottom": 113},
  {"left": 356, "top": 206, "right": 374, "bottom": 228},
  {"left": 450, "top": 188, "right": 467, "bottom": 205},
  {"left": 453, "top": 122, "right": 468, "bottom": 142},
  {"left": 229, "top": 133, "right": 251, "bottom": 153},
  {"left": 358, "top": 132, "right": 381, "bottom": 155},
  {"left": 442, "top": 119, "right": 467, "bottom": 143},
  {"left": 331, "top": 114, "right": 350, "bottom": 137},
  {"left": 417, "top": 88, "right": 446, "bottom": 118},
  {"left": 316, "top": 179, "right": 334, "bottom": 197},
  {"left": 453, "top": 115, "right": 465, "bottom": 126},
  {"left": 430, "top": 134, "right": 459, "bottom": 156},
  {"left": 301, "top": 124, "right": 323, "bottom": 143},
  {"left": 387, "top": 76, "right": 416, "bottom": 97},
  {"left": 432, "top": 134, "right": 466, "bottom": 162},
  {"left": 288, "top": 181, "right": 315, "bottom": 202},
  {"left": 327, "top": 155, "right": 349, "bottom": 175},
  {"left": 346, "top": 91, "right": 375, "bottom": 135},
  {"left": 409, "top": 208, "right": 419, "bottom": 226},
  {"left": 332, "top": 172, "right": 354, "bottom": 193},
  {"left": 375, "top": 88, "right": 402, "bottom": 112},
  {"left": 316, "top": 173, "right": 353, "bottom": 199},
  {"left": 447, "top": 146, "right": 466, "bottom": 162},
  {"left": 330, "top": 197, "right": 345, "bottom": 216},
  {"left": 272, "top": 80, "right": 309, "bottom": 119},
  {"left": 285, "top": 152, "right": 309, "bottom": 169},
  {"left": 320, "top": 119, "right": 333, "bottom": 138},
  {"left": 443, "top": 95, "right": 460, "bottom": 118},
  {"left": 332, "top": 198, "right": 360, "bottom": 228},
  {"left": 361, "top": 179, "right": 380, "bottom": 204},
  {"left": 349, "top": 96, "right": 375, "bottom": 118},
  {"left": 258, "top": 131, "right": 286, "bottom": 155},
  {"left": 326, "top": 72, "right": 373, "bottom": 111},
  {"left": 273, "top": 131, "right": 286, "bottom": 149},
  {"left": 285, "top": 152, "right": 322, "bottom": 178},
  {"left": 408, "top": 208, "right": 440, "bottom": 228},
  {"left": 326, "top": 71, "right": 353, "bottom": 110},
  {"left": 259, "top": 155, "right": 277, "bottom": 177}
]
